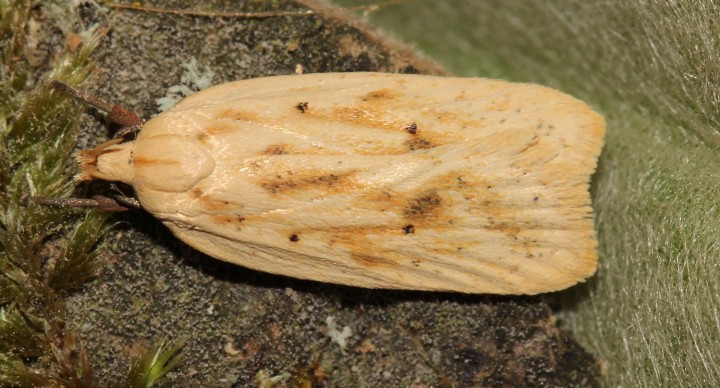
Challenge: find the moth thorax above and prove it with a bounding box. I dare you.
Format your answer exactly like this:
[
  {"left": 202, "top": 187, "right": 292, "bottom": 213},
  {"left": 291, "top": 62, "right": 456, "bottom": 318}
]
[{"left": 131, "top": 135, "right": 215, "bottom": 193}]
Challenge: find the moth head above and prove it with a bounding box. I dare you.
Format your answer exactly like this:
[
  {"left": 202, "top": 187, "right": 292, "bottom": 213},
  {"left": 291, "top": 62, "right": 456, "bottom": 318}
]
[{"left": 76, "top": 138, "right": 135, "bottom": 184}]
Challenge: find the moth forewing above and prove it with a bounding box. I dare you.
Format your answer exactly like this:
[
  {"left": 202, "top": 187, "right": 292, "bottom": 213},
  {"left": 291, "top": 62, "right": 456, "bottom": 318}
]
[{"left": 79, "top": 72, "right": 605, "bottom": 295}]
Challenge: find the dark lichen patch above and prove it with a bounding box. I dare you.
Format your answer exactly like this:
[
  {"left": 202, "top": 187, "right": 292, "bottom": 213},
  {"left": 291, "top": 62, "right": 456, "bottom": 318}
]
[{"left": 403, "top": 189, "right": 442, "bottom": 220}]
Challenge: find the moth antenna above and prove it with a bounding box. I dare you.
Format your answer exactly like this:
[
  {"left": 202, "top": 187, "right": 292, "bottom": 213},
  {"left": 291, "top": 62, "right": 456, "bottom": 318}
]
[
  {"left": 99, "top": 0, "right": 408, "bottom": 18},
  {"left": 50, "top": 80, "right": 145, "bottom": 130}
]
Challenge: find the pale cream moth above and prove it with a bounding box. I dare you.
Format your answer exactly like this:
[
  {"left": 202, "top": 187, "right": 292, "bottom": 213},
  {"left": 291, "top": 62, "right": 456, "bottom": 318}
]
[{"left": 57, "top": 72, "right": 605, "bottom": 295}]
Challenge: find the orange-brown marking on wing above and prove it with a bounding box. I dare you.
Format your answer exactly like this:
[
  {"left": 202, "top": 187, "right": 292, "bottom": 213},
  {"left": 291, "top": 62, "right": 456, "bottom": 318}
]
[
  {"left": 133, "top": 157, "right": 181, "bottom": 166},
  {"left": 403, "top": 189, "right": 443, "bottom": 221},
  {"left": 485, "top": 222, "right": 522, "bottom": 240},
  {"left": 360, "top": 88, "right": 400, "bottom": 102},
  {"left": 255, "top": 144, "right": 346, "bottom": 157},
  {"left": 259, "top": 169, "right": 361, "bottom": 195},
  {"left": 324, "top": 225, "right": 407, "bottom": 269},
  {"left": 454, "top": 90, "right": 468, "bottom": 101},
  {"left": 261, "top": 144, "right": 291, "bottom": 156},
  {"left": 212, "top": 214, "right": 246, "bottom": 227},
  {"left": 202, "top": 121, "right": 240, "bottom": 136},
  {"left": 216, "top": 108, "right": 263, "bottom": 122},
  {"left": 192, "top": 191, "right": 241, "bottom": 212},
  {"left": 327, "top": 105, "right": 406, "bottom": 131},
  {"left": 190, "top": 188, "right": 204, "bottom": 198},
  {"left": 299, "top": 88, "right": 406, "bottom": 131},
  {"left": 350, "top": 253, "right": 401, "bottom": 269},
  {"left": 484, "top": 94, "right": 512, "bottom": 111},
  {"left": 362, "top": 190, "right": 403, "bottom": 211},
  {"left": 196, "top": 132, "right": 211, "bottom": 145},
  {"left": 405, "top": 137, "right": 436, "bottom": 151},
  {"left": 428, "top": 169, "right": 531, "bottom": 240},
  {"left": 419, "top": 110, "right": 488, "bottom": 133},
  {"left": 287, "top": 85, "right": 314, "bottom": 93}
]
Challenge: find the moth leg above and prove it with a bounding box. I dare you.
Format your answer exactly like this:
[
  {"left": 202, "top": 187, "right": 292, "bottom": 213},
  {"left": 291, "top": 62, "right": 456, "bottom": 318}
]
[
  {"left": 109, "top": 184, "right": 141, "bottom": 209},
  {"left": 49, "top": 80, "right": 145, "bottom": 136},
  {"left": 33, "top": 195, "right": 130, "bottom": 212}
]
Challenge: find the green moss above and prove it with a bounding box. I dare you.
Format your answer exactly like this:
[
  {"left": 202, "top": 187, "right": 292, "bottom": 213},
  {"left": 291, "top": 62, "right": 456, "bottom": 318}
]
[
  {"left": 119, "top": 340, "right": 184, "bottom": 388},
  {"left": 0, "top": 1, "right": 182, "bottom": 385}
]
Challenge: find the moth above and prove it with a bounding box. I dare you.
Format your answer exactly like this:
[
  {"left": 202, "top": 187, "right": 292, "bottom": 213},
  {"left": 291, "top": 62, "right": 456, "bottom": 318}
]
[{"left": 55, "top": 72, "right": 605, "bottom": 295}]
